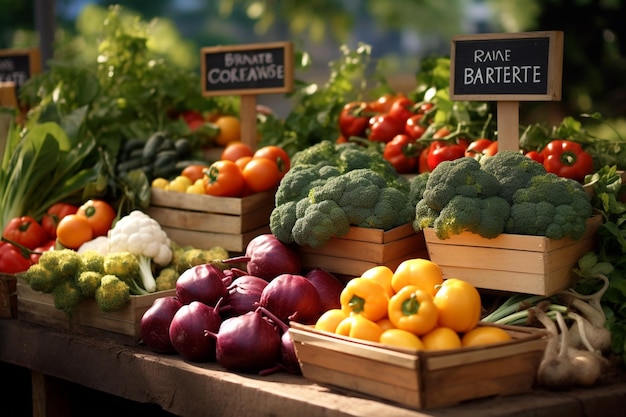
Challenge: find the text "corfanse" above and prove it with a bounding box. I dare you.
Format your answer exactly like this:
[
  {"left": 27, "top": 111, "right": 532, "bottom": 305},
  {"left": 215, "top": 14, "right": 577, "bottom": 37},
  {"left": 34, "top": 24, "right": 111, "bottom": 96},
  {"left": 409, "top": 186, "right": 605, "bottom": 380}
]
[
  {"left": 207, "top": 52, "right": 284, "bottom": 85},
  {"left": 463, "top": 48, "right": 542, "bottom": 86}
]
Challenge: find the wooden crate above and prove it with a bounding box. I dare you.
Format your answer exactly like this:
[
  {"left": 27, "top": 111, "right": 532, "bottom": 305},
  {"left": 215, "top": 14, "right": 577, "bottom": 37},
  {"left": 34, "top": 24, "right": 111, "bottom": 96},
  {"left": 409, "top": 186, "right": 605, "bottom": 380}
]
[
  {"left": 298, "top": 223, "right": 429, "bottom": 277},
  {"left": 0, "top": 273, "right": 17, "bottom": 319},
  {"left": 16, "top": 280, "right": 175, "bottom": 344},
  {"left": 423, "top": 215, "right": 602, "bottom": 296},
  {"left": 289, "top": 323, "right": 547, "bottom": 410},
  {"left": 148, "top": 188, "right": 275, "bottom": 253}
]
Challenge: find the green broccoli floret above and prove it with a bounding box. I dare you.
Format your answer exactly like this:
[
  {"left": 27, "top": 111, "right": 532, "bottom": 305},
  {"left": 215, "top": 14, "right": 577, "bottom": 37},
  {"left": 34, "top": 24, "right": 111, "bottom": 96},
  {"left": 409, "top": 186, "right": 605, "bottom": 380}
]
[
  {"left": 95, "top": 274, "right": 131, "bottom": 313},
  {"left": 433, "top": 195, "right": 511, "bottom": 239},
  {"left": 103, "top": 252, "right": 147, "bottom": 295},
  {"left": 269, "top": 200, "right": 298, "bottom": 244},
  {"left": 78, "top": 250, "right": 105, "bottom": 274},
  {"left": 422, "top": 157, "right": 501, "bottom": 212},
  {"left": 23, "top": 263, "right": 59, "bottom": 293},
  {"left": 479, "top": 150, "right": 547, "bottom": 203},
  {"left": 290, "top": 140, "right": 339, "bottom": 166},
  {"left": 37, "top": 249, "right": 82, "bottom": 282},
  {"left": 155, "top": 267, "right": 179, "bottom": 291},
  {"left": 52, "top": 280, "right": 84, "bottom": 315},
  {"left": 413, "top": 199, "right": 440, "bottom": 231},
  {"left": 351, "top": 187, "right": 414, "bottom": 229},
  {"left": 292, "top": 199, "right": 351, "bottom": 248},
  {"left": 505, "top": 173, "right": 593, "bottom": 239},
  {"left": 274, "top": 162, "right": 341, "bottom": 206},
  {"left": 408, "top": 172, "right": 430, "bottom": 208},
  {"left": 76, "top": 270, "right": 103, "bottom": 298}
]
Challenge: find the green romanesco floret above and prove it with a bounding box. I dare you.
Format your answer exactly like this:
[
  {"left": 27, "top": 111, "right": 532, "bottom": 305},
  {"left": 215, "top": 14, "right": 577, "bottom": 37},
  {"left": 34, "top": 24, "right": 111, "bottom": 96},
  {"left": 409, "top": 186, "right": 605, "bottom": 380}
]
[
  {"left": 155, "top": 267, "right": 179, "bottom": 291},
  {"left": 37, "top": 249, "right": 82, "bottom": 282},
  {"left": 78, "top": 250, "right": 105, "bottom": 274},
  {"left": 504, "top": 173, "right": 593, "bottom": 240},
  {"left": 23, "top": 263, "right": 59, "bottom": 293},
  {"left": 103, "top": 252, "right": 146, "bottom": 295},
  {"left": 479, "top": 150, "right": 547, "bottom": 203},
  {"left": 76, "top": 270, "right": 103, "bottom": 298},
  {"left": 274, "top": 162, "right": 341, "bottom": 206},
  {"left": 422, "top": 157, "right": 501, "bottom": 212},
  {"left": 52, "top": 280, "right": 84, "bottom": 315},
  {"left": 292, "top": 199, "right": 351, "bottom": 248},
  {"left": 433, "top": 195, "right": 511, "bottom": 239},
  {"left": 269, "top": 201, "right": 298, "bottom": 244},
  {"left": 108, "top": 210, "right": 172, "bottom": 293},
  {"left": 95, "top": 274, "right": 131, "bottom": 313}
]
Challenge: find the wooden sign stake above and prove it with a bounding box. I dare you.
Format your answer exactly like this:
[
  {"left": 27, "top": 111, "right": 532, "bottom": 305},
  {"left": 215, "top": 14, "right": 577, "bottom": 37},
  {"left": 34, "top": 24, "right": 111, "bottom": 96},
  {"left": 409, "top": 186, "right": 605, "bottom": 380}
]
[
  {"left": 450, "top": 31, "right": 563, "bottom": 152},
  {"left": 201, "top": 42, "right": 294, "bottom": 149}
]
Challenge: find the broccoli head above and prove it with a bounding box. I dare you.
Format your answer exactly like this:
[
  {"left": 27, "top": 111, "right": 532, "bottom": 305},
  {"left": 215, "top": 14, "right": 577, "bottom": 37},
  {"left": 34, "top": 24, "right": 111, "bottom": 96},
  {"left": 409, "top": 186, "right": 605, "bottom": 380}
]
[
  {"left": 408, "top": 172, "right": 430, "bottom": 208},
  {"left": 505, "top": 173, "right": 593, "bottom": 240},
  {"left": 290, "top": 140, "right": 339, "bottom": 166},
  {"left": 95, "top": 274, "right": 131, "bottom": 313},
  {"left": 350, "top": 187, "right": 414, "bottom": 229},
  {"left": 433, "top": 195, "right": 511, "bottom": 239},
  {"left": 103, "top": 252, "right": 146, "bottom": 295},
  {"left": 274, "top": 162, "right": 341, "bottom": 206},
  {"left": 422, "top": 157, "right": 501, "bottom": 212},
  {"left": 413, "top": 199, "right": 440, "bottom": 232},
  {"left": 292, "top": 199, "right": 351, "bottom": 248},
  {"left": 269, "top": 200, "right": 298, "bottom": 244},
  {"left": 479, "top": 150, "right": 547, "bottom": 203},
  {"left": 52, "top": 280, "right": 84, "bottom": 315},
  {"left": 37, "top": 249, "right": 82, "bottom": 282}
]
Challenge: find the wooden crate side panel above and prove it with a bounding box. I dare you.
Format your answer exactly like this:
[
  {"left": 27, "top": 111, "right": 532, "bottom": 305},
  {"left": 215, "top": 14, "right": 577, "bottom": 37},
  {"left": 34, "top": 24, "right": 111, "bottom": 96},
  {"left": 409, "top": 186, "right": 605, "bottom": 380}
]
[
  {"left": 150, "top": 188, "right": 274, "bottom": 215},
  {"left": 433, "top": 265, "right": 548, "bottom": 294},
  {"left": 0, "top": 274, "right": 17, "bottom": 319},
  {"left": 147, "top": 206, "right": 244, "bottom": 233},
  {"left": 17, "top": 283, "right": 71, "bottom": 330},
  {"left": 299, "top": 250, "right": 429, "bottom": 277},
  {"left": 162, "top": 225, "right": 270, "bottom": 252},
  {"left": 423, "top": 227, "right": 548, "bottom": 251},
  {"left": 544, "top": 236, "right": 597, "bottom": 273},
  {"left": 299, "top": 363, "right": 423, "bottom": 409}
]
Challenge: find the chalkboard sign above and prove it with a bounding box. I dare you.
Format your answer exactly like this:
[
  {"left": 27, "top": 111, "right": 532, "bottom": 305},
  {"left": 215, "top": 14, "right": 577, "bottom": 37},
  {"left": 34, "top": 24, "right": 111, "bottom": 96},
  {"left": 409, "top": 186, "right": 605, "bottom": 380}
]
[
  {"left": 450, "top": 31, "right": 563, "bottom": 101},
  {"left": 0, "top": 48, "right": 41, "bottom": 91},
  {"left": 201, "top": 42, "right": 294, "bottom": 96}
]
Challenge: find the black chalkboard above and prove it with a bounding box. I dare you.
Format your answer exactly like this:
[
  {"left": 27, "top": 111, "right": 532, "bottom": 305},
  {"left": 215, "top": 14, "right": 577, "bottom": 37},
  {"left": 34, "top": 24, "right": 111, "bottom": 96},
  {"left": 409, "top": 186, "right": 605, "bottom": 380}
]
[
  {"left": 201, "top": 42, "right": 294, "bottom": 96},
  {"left": 450, "top": 32, "right": 563, "bottom": 101},
  {"left": 0, "top": 49, "right": 41, "bottom": 91}
]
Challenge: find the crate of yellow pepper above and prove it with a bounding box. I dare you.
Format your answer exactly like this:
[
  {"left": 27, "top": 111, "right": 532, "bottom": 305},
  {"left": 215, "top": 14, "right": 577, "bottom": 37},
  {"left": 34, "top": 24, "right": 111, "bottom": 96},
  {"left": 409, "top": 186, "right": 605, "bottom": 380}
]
[{"left": 289, "top": 258, "right": 547, "bottom": 410}]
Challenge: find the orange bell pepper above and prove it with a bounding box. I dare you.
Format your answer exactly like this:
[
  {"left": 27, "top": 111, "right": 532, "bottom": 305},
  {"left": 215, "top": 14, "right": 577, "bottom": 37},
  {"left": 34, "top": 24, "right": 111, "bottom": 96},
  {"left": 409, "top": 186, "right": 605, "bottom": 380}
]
[{"left": 388, "top": 285, "right": 438, "bottom": 336}]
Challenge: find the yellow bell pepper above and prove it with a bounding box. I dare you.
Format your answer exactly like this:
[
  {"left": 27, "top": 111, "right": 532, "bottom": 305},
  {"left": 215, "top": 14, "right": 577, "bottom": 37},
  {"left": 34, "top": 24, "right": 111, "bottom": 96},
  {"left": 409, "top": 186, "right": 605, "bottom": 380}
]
[
  {"left": 335, "top": 314, "right": 383, "bottom": 342},
  {"left": 391, "top": 258, "right": 443, "bottom": 296},
  {"left": 388, "top": 285, "right": 438, "bottom": 336},
  {"left": 340, "top": 277, "right": 389, "bottom": 321}
]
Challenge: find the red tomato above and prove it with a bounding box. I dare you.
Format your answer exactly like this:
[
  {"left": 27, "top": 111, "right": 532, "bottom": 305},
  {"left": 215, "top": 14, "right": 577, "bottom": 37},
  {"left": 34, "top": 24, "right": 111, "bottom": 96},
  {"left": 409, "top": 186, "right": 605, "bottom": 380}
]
[
  {"left": 181, "top": 164, "right": 209, "bottom": 183},
  {"left": 203, "top": 160, "right": 245, "bottom": 197},
  {"left": 388, "top": 96, "right": 415, "bottom": 125},
  {"left": 405, "top": 114, "right": 427, "bottom": 140},
  {"left": 41, "top": 202, "right": 79, "bottom": 239},
  {"left": 368, "top": 113, "right": 405, "bottom": 143},
  {"left": 525, "top": 150, "right": 544, "bottom": 164},
  {"left": 30, "top": 239, "right": 56, "bottom": 264},
  {"left": 465, "top": 138, "right": 497, "bottom": 157},
  {"left": 2, "top": 216, "right": 47, "bottom": 250},
  {"left": 242, "top": 157, "right": 281, "bottom": 193},
  {"left": 427, "top": 140, "right": 468, "bottom": 171},
  {"left": 0, "top": 242, "right": 32, "bottom": 273},
  {"left": 253, "top": 145, "right": 291, "bottom": 178},
  {"left": 76, "top": 199, "right": 116, "bottom": 238}
]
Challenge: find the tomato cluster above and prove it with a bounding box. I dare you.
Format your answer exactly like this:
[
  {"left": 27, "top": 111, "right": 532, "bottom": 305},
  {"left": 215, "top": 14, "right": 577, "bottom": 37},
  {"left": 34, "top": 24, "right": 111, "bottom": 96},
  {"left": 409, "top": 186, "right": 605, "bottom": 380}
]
[
  {"left": 202, "top": 143, "right": 291, "bottom": 197},
  {"left": 315, "top": 258, "right": 512, "bottom": 351}
]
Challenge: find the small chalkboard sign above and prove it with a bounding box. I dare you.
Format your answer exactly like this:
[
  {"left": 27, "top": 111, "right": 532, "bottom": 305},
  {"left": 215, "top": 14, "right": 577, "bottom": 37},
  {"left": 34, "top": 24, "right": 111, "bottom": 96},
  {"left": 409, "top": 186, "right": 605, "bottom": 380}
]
[
  {"left": 201, "top": 42, "right": 294, "bottom": 97},
  {"left": 450, "top": 31, "right": 563, "bottom": 101},
  {"left": 0, "top": 48, "right": 42, "bottom": 91}
]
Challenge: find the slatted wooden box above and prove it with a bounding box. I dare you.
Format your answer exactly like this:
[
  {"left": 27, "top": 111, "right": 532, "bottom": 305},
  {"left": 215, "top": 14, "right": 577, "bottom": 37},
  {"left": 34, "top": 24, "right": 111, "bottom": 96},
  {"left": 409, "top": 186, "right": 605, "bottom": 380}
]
[
  {"left": 423, "top": 215, "right": 602, "bottom": 296},
  {"left": 16, "top": 280, "right": 175, "bottom": 344},
  {"left": 0, "top": 273, "right": 17, "bottom": 319},
  {"left": 148, "top": 188, "right": 275, "bottom": 253},
  {"left": 289, "top": 323, "right": 546, "bottom": 410},
  {"left": 298, "top": 223, "right": 429, "bottom": 277}
]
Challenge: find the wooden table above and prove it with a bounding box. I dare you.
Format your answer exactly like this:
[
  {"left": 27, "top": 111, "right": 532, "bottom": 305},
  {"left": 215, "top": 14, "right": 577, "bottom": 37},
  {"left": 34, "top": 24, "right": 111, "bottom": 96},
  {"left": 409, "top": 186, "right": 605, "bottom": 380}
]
[{"left": 0, "top": 318, "right": 625, "bottom": 417}]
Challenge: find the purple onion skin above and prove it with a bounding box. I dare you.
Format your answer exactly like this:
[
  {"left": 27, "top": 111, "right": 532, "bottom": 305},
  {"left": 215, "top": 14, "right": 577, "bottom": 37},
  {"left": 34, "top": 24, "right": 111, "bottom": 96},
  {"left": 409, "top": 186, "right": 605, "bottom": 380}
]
[
  {"left": 168, "top": 301, "right": 223, "bottom": 362},
  {"left": 305, "top": 268, "right": 344, "bottom": 312},
  {"left": 220, "top": 275, "right": 269, "bottom": 319},
  {"left": 257, "top": 306, "right": 302, "bottom": 375},
  {"left": 231, "top": 234, "right": 302, "bottom": 281},
  {"left": 140, "top": 296, "right": 183, "bottom": 353},
  {"left": 215, "top": 309, "right": 281, "bottom": 373},
  {"left": 176, "top": 263, "right": 229, "bottom": 306},
  {"left": 259, "top": 274, "right": 322, "bottom": 325}
]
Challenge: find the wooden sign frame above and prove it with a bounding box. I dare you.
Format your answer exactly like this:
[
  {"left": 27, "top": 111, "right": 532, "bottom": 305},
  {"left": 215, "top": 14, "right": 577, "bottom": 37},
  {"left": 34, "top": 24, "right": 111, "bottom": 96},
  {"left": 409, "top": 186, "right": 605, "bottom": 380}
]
[
  {"left": 201, "top": 41, "right": 294, "bottom": 97},
  {"left": 450, "top": 31, "right": 563, "bottom": 101},
  {"left": 0, "top": 48, "right": 42, "bottom": 91}
]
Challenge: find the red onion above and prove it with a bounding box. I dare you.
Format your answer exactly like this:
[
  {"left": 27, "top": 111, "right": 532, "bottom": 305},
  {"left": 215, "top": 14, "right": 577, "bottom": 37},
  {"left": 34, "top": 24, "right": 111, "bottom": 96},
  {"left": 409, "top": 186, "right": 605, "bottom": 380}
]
[
  {"left": 258, "top": 306, "right": 302, "bottom": 375},
  {"left": 168, "top": 300, "right": 223, "bottom": 362},
  {"left": 259, "top": 273, "right": 321, "bottom": 324},
  {"left": 220, "top": 275, "right": 269, "bottom": 318},
  {"left": 176, "top": 263, "right": 229, "bottom": 306},
  {"left": 140, "top": 296, "right": 183, "bottom": 353},
  {"left": 223, "top": 234, "right": 302, "bottom": 280},
  {"left": 213, "top": 307, "right": 281, "bottom": 373},
  {"left": 305, "top": 268, "right": 345, "bottom": 312}
]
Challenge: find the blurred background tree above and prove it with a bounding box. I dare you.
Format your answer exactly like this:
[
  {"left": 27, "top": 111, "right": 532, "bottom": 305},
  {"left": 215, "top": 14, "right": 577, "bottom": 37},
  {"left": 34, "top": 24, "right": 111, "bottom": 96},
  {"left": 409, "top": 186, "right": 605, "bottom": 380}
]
[{"left": 0, "top": 0, "right": 624, "bottom": 133}]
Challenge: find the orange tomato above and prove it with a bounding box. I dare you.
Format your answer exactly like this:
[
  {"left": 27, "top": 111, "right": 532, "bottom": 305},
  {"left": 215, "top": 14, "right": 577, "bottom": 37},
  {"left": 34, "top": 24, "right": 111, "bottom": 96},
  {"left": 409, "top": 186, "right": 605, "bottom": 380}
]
[
  {"left": 56, "top": 214, "right": 94, "bottom": 249},
  {"left": 235, "top": 156, "right": 253, "bottom": 171},
  {"left": 76, "top": 199, "right": 116, "bottom": 237},
  {"left": 242, "top": 157, "right": 281, "bottom": 193},
  {"left": 221, "top": 142, "right": 254, "bottom": 162},
  {"left": 214, "top": 115, "right": 241, "bottom": 146},
  {"left": 461, "top": 326, "right": 512, "bottom": 347},
  {"left": 253, "top": 145, "right": 291, "bottom": 178},
  {"left": 202, "top": 160, "right": 245, "bottom": 197},
  {"left": 181, "top": 164, "right": 208, "bottom": 183}
]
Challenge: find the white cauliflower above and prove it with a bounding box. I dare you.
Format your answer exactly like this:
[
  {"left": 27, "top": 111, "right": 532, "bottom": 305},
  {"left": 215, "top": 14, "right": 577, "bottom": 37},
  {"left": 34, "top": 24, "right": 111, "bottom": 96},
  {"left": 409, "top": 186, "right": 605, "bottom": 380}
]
[{"left": 108, "top": 210, "right": 172, "bottom": 293}]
